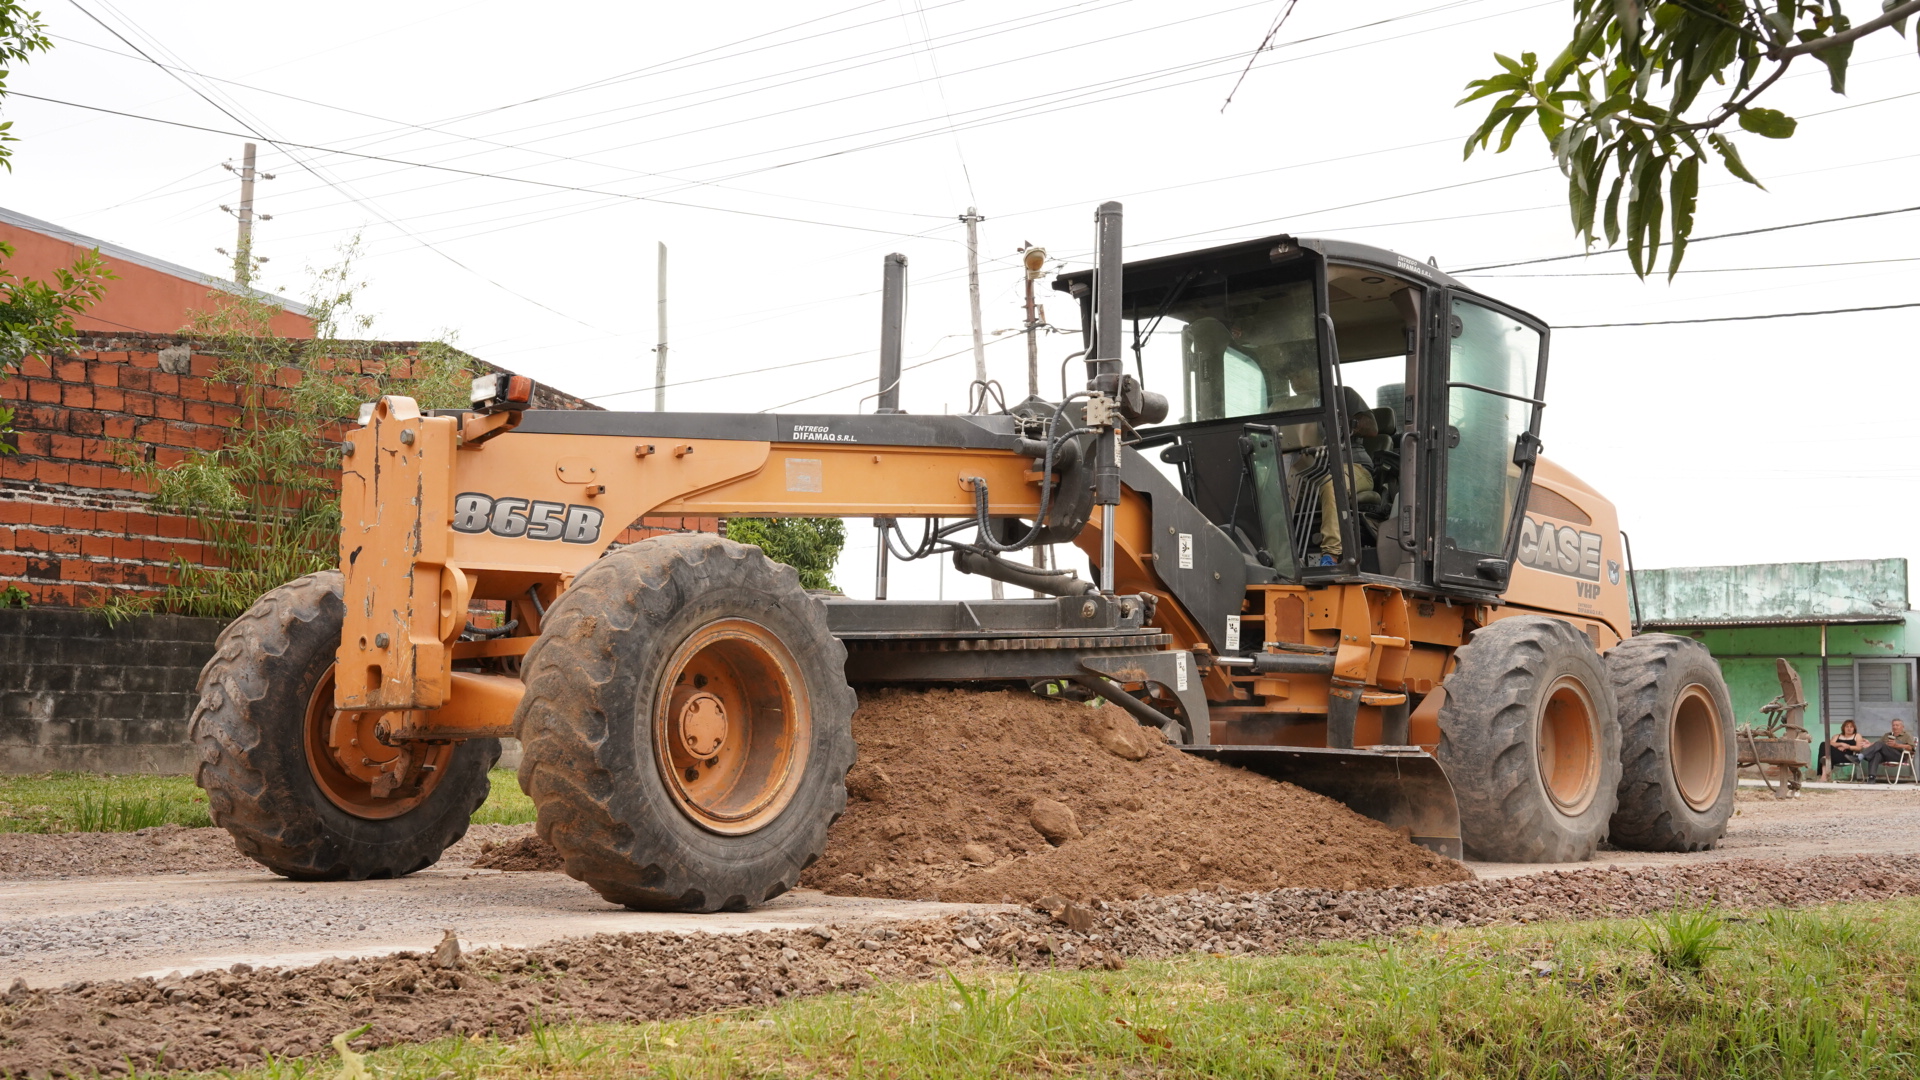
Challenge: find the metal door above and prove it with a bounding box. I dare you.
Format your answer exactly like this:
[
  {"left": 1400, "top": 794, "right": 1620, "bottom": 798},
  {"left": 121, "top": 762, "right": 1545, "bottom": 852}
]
[
  {"left": 1854, "top": 659, "right": 1916, "bottom": 737},
  {"left": 1427, "top": 293, "right": 1548, "bottom": 594}
]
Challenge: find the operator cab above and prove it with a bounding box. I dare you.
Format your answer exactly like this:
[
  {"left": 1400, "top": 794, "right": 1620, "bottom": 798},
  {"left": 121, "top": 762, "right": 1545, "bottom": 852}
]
[{"left": 1055, "top": 236, "right": 1550, "bottom": 599}]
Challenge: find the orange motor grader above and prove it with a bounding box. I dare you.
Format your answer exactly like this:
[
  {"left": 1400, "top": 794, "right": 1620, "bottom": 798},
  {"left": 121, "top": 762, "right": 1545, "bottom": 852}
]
[{"left": 191, "top": 202, "right": 1736, "bottom": 910}]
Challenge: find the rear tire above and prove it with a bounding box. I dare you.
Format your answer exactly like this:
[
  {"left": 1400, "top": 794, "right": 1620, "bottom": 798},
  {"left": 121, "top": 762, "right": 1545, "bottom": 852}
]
[
  {"left": 191, "top": 571, "right": 499, "bottom": 880},
  {"left": 1437, "top": 616, "right": 1621, "bottom": 863},
  {"left": 1606, "top": 634, "right": 1736, "bottom": 851},
  {"left": 515, "top": 534, "right": 856, "bottom": 912}
]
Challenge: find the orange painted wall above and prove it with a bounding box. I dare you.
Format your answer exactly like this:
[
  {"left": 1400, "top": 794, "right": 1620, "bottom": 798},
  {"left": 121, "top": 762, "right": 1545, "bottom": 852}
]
[{"left": 0, "top": 219, "right": 315, "bottom": 339}]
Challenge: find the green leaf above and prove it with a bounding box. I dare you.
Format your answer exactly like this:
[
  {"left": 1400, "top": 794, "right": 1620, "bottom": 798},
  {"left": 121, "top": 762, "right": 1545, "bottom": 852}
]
[
  {"left": 1496, "top": 107, "right": 1532, "bottom": 152},
  {"left": 1457, "top": 72, "right": 1526, "bottom": 105},
  {"left": 1708, "top": 133, "right": 1764, "bottom": 188},
  {"left": 1890, "top": 0, "right": 1912, "bottom": 38},
  {"left": 1493, "top": 52, "right": 1529, "bottom": 77},
  {"left": 1666, "top": 155, "right": 1699, "bottom": 280},
  {"left": 1603, "top": 174, "right": 1625, "bottom": 247},
  {"left": 1814, "top": 15, "right": 1855, "bottom": 93},
  {"left": 1736, "top": 106, "right": 1797, "bottom": 138}
]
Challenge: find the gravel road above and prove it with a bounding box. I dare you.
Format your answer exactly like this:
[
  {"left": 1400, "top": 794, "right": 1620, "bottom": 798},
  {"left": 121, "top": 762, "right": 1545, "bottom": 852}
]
[
  {"left": 2, "top": 852, "right": 1917, "bottom": 1077},
  {"left": 2, "top": 785, "right": 1915, "bottom": 989}
]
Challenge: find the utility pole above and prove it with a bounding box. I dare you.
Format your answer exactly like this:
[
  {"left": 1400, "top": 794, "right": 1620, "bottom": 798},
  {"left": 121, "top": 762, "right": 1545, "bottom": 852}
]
[
  {"left": 1019, "top": 243, "right": 1050, "bottom": 588},
  {"left": 959, "top": 207, "right": 1001, "bottom": 599},
  {"left": 961, "top": 207, "right": 987, "bottom": 410},
  {"left": 1020, "top": 244, "right": 1047, "bottom": 400},
  {"left": 653, "top": 242, "right": 668, "bottom": 412},
  {"left": 217, "top": 142, "right": 273, "bottom": 287}
]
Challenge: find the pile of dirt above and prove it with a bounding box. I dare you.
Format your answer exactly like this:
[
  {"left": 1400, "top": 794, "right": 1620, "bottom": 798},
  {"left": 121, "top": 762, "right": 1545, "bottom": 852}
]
[
  {"left": 471, "top": 834, "right": 562, "bottom": 872},
  {"left": 800, "top": 688, "right": 1469, "bottom": 902},
  {"left": 0, "top": 824, "right": 533, "bottom": 880},
  {"left": 2, "top": 854, "right": 1916, "bottom": 1076}
]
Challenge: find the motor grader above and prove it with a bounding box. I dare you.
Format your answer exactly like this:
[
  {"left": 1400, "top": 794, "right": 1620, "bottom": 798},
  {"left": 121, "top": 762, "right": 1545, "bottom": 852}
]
[{"left": 190, "top": 201, "right": 1737, "bottom": 910}]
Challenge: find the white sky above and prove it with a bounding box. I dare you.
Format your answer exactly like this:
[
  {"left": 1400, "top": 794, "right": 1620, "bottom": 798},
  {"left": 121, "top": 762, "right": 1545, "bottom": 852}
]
[{"left": 5, "top": 0, "right": 1917, "bottom": 600}]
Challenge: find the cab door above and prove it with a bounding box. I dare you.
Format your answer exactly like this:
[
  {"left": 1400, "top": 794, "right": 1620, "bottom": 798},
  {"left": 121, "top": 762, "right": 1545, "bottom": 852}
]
[{"left": 1427, "top": 293, "right": 1549, "bottom": 593}]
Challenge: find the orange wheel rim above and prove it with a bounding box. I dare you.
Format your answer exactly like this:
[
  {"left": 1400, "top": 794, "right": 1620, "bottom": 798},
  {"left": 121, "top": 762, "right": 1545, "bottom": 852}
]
[
  {"left": 1669, "top": 684, "right": 1724, "bottom": 812},
  {"left": 653, "top": 618, "right": 810, "bottom": 835},
  {"left": 1537, "top": 675, "right": 1601, "bottom": 816},
  {"left": 304, "top": 666, "right": 452, "bottom": 820}
]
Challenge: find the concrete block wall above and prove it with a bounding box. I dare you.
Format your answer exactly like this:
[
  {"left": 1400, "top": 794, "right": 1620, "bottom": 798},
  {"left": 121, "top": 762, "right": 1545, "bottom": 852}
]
[{"left": 0, "top": 606, "right": 223, "bottom": 773}]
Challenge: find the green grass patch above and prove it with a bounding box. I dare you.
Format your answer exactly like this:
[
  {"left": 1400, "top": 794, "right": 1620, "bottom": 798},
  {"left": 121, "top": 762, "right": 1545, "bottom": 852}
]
[
  {"left": 0, "top": 767, "right": 534, "bottom": 833},
  {"left": 221, "top": 898, "right": 1920, "bottom": 1079},
  {"left": 0, "top": 773, "right": 212, "bottom": 833},
  {"left": 474, "top": 767, "right": 535, "bottom": 825}
]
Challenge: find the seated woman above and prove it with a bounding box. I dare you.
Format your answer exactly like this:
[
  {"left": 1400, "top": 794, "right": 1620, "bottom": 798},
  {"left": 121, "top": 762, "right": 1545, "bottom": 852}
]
[{"left": 1819, "top": 719, "right": 1871, "bottom": 780}]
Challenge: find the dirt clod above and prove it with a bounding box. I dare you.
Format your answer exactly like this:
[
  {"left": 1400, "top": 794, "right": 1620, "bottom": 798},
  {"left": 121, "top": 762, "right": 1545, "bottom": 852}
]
[
  {"left": 471, "top": 834, "right": 564, "bottom": 872},
  {"left": 432, "top": 930, "right": 463, "bottom": 970},
  {"left": 1089, "top": 708, "right": 1156, "bottom": 761},
  {"left": 844, "top": 762, "right": 894, "bottom": 803},
  {"left": 803, "top": 688, "right": 1469, "bottom": 901},
  {"left": 1028, "top": 798, "right": 1082, "bottom": 845}
]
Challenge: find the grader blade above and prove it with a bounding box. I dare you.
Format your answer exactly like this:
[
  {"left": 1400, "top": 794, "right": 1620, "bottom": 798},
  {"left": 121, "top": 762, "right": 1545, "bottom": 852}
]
[{"left": 1185, "top": 746, "right": 1463, "bottom": 860}]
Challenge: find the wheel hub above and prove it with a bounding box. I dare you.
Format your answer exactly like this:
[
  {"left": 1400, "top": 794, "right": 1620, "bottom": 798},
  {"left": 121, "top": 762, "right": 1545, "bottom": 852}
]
[
  {"left": 654, "top": 618, "right": 811, "bottom": 836},
  {"left": 1537, "top": 675, "right": 1601, "bottom": 816},
  {"left": 1670, "top": 684, "right": 1724, "bottom": 812},
  {"left": 304, "top": 666, "right": 451, "bottom": 819},
  {"left": 671, "top": 689, "right": 729, "bottom": 758}
]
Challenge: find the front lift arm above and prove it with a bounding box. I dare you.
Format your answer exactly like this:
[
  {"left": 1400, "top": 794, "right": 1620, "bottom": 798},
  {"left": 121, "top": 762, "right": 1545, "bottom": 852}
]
[{"left": 335, "top": 396, "right": 1061, "bottom": 730}]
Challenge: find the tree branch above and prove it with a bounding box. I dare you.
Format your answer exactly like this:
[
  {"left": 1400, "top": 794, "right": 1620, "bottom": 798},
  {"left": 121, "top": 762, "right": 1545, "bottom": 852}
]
[{"left": 1777, "top": 0, "right": 1920, "bottom": 57}]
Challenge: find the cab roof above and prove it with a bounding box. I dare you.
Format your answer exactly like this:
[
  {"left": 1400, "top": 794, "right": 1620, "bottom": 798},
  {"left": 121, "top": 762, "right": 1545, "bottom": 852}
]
[{"left": 1051, "top": 233, "right": 1478, "bottom": 300}]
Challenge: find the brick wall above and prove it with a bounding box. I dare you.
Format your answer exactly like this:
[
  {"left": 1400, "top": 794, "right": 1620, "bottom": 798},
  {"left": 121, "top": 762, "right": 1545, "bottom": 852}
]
[
  {"left": 0, "top": 333, "right": 715, "bottom": 773},
  {"left": 0, "top": 607, "right": 223, "bottom": 773},
  {"left": 1, "top": 331, "right": 703, "bottom": 607}
]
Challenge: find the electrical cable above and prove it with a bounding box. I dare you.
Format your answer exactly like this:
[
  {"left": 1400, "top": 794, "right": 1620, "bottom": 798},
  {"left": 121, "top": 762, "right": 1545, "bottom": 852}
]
[
  {"left": 1468, "top": 256, "right": 1920, "bottom": 277},
  {"left": 61, "top": 0, "right": 618, "bottom": 334},
  {"left": 7, "top": 91, "right": 968, "bottom": 242},
  {"left": 760, "top": 331, "right": 1022, "bottom": 413},
  {"left": 1554, "top": 301, "right": 1920, "bottom": 328},
  {"left": 131, "top": 0, "right": 1517, "bottom": 240},
  {"left": 1458, "top": 205, "right": 1920, "bottom": 272}
]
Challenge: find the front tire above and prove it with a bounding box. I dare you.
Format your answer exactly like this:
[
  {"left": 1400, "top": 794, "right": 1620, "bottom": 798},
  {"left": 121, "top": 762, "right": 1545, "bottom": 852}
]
[
  {"left": 191, "top": 571, "right": 499, "bottom": 880},
  {"left": 515, "top": 534, "right": 856, "bottom": 912},
  {"left": 1606, "top": 634, "right": 1736, "bottom": 851},
  {"left": 1437, "top": 616, "right": 1621, "bottom": 862}
]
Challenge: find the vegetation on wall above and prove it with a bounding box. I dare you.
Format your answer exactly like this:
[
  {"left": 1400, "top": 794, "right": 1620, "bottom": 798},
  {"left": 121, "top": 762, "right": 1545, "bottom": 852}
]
[
  {"left": 0, "top": 6, "right": 115, "bottom": 451},
  {"left": 101, "top": 248, "right": 474, "bottom": 622},
  {"left": 724, "top": 516, "right": 847, "bottom": 591}
]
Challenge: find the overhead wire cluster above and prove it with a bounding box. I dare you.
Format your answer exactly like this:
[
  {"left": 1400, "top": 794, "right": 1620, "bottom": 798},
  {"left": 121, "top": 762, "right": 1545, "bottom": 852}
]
[{"left": 26, "top": 0, "right": 1918, "bottom": 407}]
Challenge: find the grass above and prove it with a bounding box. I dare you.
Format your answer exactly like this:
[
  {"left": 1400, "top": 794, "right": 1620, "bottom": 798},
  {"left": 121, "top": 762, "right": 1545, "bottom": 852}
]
[
  {"left": 0, "top": 768, "right": 534, "bottom": 833},
  {"left": 216, "top": 898, "right": 1920, "bottom": 1080}
]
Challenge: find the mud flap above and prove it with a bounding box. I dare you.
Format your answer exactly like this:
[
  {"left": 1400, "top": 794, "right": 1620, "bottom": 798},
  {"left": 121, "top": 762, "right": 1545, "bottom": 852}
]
[{"left": 1184, "top": 745, "right": 1463, "bottom": 860}]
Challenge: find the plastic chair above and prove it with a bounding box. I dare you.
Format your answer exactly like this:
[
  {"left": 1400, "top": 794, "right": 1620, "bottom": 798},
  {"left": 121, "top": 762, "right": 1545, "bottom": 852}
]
[{"left": 1883, "top": 750, "right": 1916, "bottom": 786}]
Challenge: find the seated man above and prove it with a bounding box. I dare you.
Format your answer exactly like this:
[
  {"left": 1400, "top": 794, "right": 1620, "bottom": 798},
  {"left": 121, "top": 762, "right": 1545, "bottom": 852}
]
[
  {"left": 1311, "top": 388, "right": 1377, "bottom": 566},
  {"left": 1819, "top": 719, "right": 1871, "bottom": 780},
  {"left": 1857, "top": 718, "right": 1917, "bottom": 782}
]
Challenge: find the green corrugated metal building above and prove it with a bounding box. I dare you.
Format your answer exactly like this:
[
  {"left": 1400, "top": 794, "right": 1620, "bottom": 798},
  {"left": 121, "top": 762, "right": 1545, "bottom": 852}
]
[{"left": 1628, "top": 559, "right": 1912, "bottom": 757}]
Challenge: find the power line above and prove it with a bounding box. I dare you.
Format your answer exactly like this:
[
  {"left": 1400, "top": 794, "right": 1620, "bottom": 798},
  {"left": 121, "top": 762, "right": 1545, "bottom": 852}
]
[
  {"left": 7, "top": 91, "right": 962, "bottom": 241},
  {"left": 1457, "top": 205, "right": 1920, "bottom": 273},
  {"left": 46, "top": 31, "right": 952, "bottom": 227},
  {"left": 1554, "top": 301, "right": 1920, "bottom": 329},
  {"left": 296, "top": 0, "right": 1541, "bottom": 259},
  {"left": 62, "top": 0, "right": 617, "bottom": 334},
  {"left": 1467, "top": 256, "right": 1920, "bottom": 277},
  {"left": 760, "top": 332, "right": 1022, "bottom": 413},
  {"left": 590, "top": 350, "right": 869, "bottom": 401},
  {"left": 1221, "top": 0, "right": 1301, "bottom": 112},
  {"left": 205, "top": 0, "right": 1273, "bottom": 229}
]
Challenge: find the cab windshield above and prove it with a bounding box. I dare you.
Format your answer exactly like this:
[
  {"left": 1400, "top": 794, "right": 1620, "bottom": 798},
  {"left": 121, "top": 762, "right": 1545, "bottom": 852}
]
[{"left": 1132, "top": 278, "right": 1321, "bottom": 424}]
